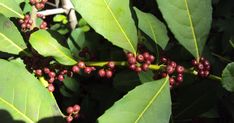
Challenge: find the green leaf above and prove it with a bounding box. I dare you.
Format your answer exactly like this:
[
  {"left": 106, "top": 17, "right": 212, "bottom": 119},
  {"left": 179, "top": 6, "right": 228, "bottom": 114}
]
[
  {"left": 139, "top": 70, "right": 154, "bottom": 83},
  {"left": 134, "top": 7, "right": 169, "bottom": 49},
  {"left": 98, "top": 77, "right": 171, "bottom": 123},
  {"left": 72, "top": 0, "right": 138, "bottom": 54},
  {"left": 0, "top": 0, "right": 24, "bottom": 18},
  {"left": 29, "top": 30, "right": 77, "bottom": 65},
  {"left": 222, "top": 62, "right": 234, "bottom": 92},
  {"left": 0, "top": 14, "right": 26, "bottom": 54},
  {"left": 53, "top": 15, "right": 67, "bottom": 22},
  {"left": 0, "top": 59, "right": 64, "bottom": 122},
  {"left": 156, "top": 0, "right": 212, "bottom": 59}
]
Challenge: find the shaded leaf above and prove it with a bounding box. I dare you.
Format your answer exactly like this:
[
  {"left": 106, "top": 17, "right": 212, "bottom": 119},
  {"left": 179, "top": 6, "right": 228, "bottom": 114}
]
[
  {"left": 0, "top": 59, "right": 63, "bottom": 122},
  {"left": 134, "top": 7, "right": 169, "bottom": 49},
  {"left": 0, "top": 0, "right": 24, "bottom": 18},
  {"left": 156, "top": 0, "right": 212, "bottom": 59},
  {"left": 0, "top": 14, "right": 26, "bottom": 54},
  {"left": 222, "top": 62, "right": 234, "bottom": 92},
  {"left": 30, "top": 30, "right": 77, "bottom": 65},
  {"left": 98, "top": 77, "right": 171, "bottom": 123},
  {"left": 72, "top": 0, "right": 138, "bottom": 54},
  {"left": 139, "top": 70, "right": 154, "bottom": 83}
]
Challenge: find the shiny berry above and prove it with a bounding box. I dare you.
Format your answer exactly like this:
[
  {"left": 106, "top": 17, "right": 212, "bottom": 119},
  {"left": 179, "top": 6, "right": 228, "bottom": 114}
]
[
  {"left": 66, "top": 107, "right": 74, "bottom": 114},
  {"left": 72, "top": 66, "right": 80, "bottom": 73},
  {"left": 43, "top": 67, "right": 50, "bottom": 74},
  {"left": 35, "top": 69, "right": 42, "bottom": 76},
  {"left": 170, "top": 61, "right": 177, "bottom": 68},
  {"left": 176, "top": 76, "right": 183, "bottom": 82},
  {"left": 169, "top": 77, "right": 175, "bottom": 85},
  {"left": 98, "top": 69, "right": 106, "bottom": 77},
  {"left": 66, "top": 116, "right": 73, "bottom": 122},
  {"left": 166, "top": 65, "right": 174, "bottom": 74},
  {"left": 141, "top": 63, "right": 149, "bottom": 71},
  {"left": 107, "top": 61, "right": 115, "bottom": 69},
  {"left": 136, "top": 54, "right": 144, "bottom": 62},
  {"left": 78, "top": 61, "right": 86, "bottom": 69},
  {"left": 129, "top": 64, "right": 136, "bottom": 70},
  {"left": 135, "top": 66, "right": 142, "bottom": 73},
  {"left": 58, "top": 75, "right": 64, "bottom": 81},
  {"left": 160, "top": 57, "right": 167, "bottom": 63},
  {"left": 191, "top": 60, "right": 198, "bottom": 66},
  {"left": 48, "top": 84, "right": 54, "bottom": 92},
  {"left": 49, "top": 72, "right": 56, "bottom": 78},
  {"left": 84, "top": 67, "right": 92, "bottom": 74},
  {"left": 48, "top": 77, "right": 55, "bottom": 83},
  {"left": 73, "top": 105, "right": 80, "bottom": 112},
  {"left": 128, "top": 57, "right": 136, "bottom": 64},
  {"left": 147, "top": 55, "right": 155, "bottom": 63},
  {"left": 197, "top": 63, "right": 204, "bottom": 70},
  {"left": 176, "top": 65, "right": 184, "bottom": 74},
  {"left": 126, "top": 52, "right": 134, "bottom": 58},
  {"left": 161, "top": 72, "right": 167, "bottom": 78},
  {"left": 143, "top": 52, "right": 150, "bottom": 59},
  {"left": 105, "top": 70, "right": 113, "bottom": 78}
]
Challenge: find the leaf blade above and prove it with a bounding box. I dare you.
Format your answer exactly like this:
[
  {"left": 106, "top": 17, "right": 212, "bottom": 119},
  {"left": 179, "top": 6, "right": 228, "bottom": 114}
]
[
  {"left": 72, "top": 0, "right": 138, "bottom": 54},
  {"left": 222, "top": 62, "right": 234, "bottom": 92},
  {"left": 0, "top": 0, "right": 24, "bottom": 18}
]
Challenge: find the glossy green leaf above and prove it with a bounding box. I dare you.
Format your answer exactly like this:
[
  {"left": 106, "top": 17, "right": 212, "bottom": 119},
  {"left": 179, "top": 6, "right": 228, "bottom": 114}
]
[
  {"left": 30, "top": 30, "right": 77, "bottom": 65},
  {"left": 134, "top": 7, "right": 169, "bottom": 49},
  {"left": 98, "top": 77, "right": 171, "bottom": 123},
  {"left": 72, "top": 0, "right": 138, "bottom": 54},
  {"left": 139, "top": 70, "right": 154, "bottom": 83},
  {"left": 156, "top": 0, "right": 212, "bottom": 59},
  {"left": 0, "top": 0, "right": 24, "bottom": 18},
  {"left": 0, "top": 59, "right": 63, "bottom": 122},
  {"left": 222, "top": 62, "right": 234, "bottom": 92},
  {"left": 0, "top": 14, "right": 26, "bottom": 54}
]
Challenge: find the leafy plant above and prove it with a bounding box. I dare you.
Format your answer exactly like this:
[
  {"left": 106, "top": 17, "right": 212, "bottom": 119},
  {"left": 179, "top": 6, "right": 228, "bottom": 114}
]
[{"left": 0, "top": 0, "right": 233, "bottom": 123}]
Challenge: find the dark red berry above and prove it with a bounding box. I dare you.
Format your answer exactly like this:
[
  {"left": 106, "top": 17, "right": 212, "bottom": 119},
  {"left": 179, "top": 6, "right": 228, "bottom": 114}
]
[
  {"left": 78, "top": 61, "right": 86, "bottom": 69},
  {"left": 72, "top": 65, "right": 80, "bottom": 73},
  {"left": 170, "top": 61, "right": 177, "bottom": 68},
  {"left": 128, "top": 57, "right": 136, "bottom": 64},
  {"left": 66, "top": 116, "right": 73, "bottom": 123},
  {"left": 107, "top": 61, "right": 115, "bottom": 69},
  {"left": 161, "top": 72, "right": 167, "bottom": 78},
  {"left": 73, "top": 105, "right": 80, "bottom": 112},
  {"left": 58, "top": 75, "right": 64, "bottom": 81},
  {"left": 98, "top": 69, "right": 106, "bottom": 77},
  {"left": 48, "top": 84, "right": 54, "bottom": 92},
  {"left": 147, "top": 55, "right": 155, "bottom": 63},
  {"left": 136, "top": 54, "right": 144, "bottom": 62},
  {"left": 160, "top": 57, "right": 167, "bottom": 63},
  {"left": 176, "top": 65, "right": 184, "bottom": 74},
  {"left": 49, "top": 72, "right": 56, "bottom": 78},
  {"left": 19, "top": 19, "right": 24, "bottom": 24},
  {"left": 43, "top": 67, "right": 50, "bottom": 74},
  {"left": 105, "top": 70, "right": 113, "bottom": 78},
  {"left": 169, "top": 77, "right": 175, "bottom": 85},
  {"left": 48, "top": 77, "right": 55, "bottom": 83},
  {"left": 141, "top": 63, "right": 149, "bottom": 71},
  {"left": 204, "top": 70, "right": 210, "bottom": 77},
  {"left": 126, "top": 52, "right": 134, "bottom": 58},
  {"left": 135, "top": 66, "right": 142, "bottom": 73},
  {"left": 143, "top": 52, "right": 150, "bottom": 59},
  {"left": 30, "top": 0, "right": 36, "bottom": 4},
  {"left": 84, "top": 67, "right": 92, "bottom": 74},
  {"left": 197, "top": 63, "right": 204, "bottom": 70},
  {"left": 166, "top": 65, "right": 174, "bottom": 75},
  {"left": 198, "top": 70, "right": 205, "bottom": 77},
  {"left": 129, "top": 64, "right": 136, "bottom": 70},
  {"left": 66, "top": 107, "right": 74, "bottom": 114},
  {"left": 177, "top": 73, "right": 183, "bottom": 77},
  {"left": 176, "top": 76, "right": 183, "bottom": 82},
  {"left": 35, "top": 69, "right": 42, "bottom": 76},
  {"left": 191, "top": 60, "right": 198, "bottom": 66}
]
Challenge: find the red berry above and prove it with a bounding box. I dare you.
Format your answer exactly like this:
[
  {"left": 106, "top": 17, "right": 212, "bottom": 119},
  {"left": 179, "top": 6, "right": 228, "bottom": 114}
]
[
  {"left": 21, "top": 23, "right": 26, "bottom": 28},
  {"left": 166, "top": 65, "right": 174, "bottom": 75},
  {"left": 73, "top": 105, "right": 80, "bottom": 112},
  {"left": 129, "top": 64, "right": 136, "bottom": 70},
  {"left": 170, "top": 61, "right": 177, "bottom": 68},
  {"left": 176, "top": 65, "right": 184, "bottom": 74},
  {"left": 160, "top": 57, "right": 167, "bottom": 63},
  {"left": 58, "top": 75, "right": 64, "bottom": 81},
  {"left": 200, "top": 57, "right": 205, "bottom": 62},
  {"left": 107, "top": 61, "right": 115, "bottom": 69},
  {"left": 161, "top": 72, "right": 167, "bottom": 78},
  {"left": 197, "top": 63, "right": 204, "bottom": 70},
  {"left": 177, "top": 73, "right": 183, "bottom": 77},
  {"left": 35, "top": 3, "right": 42, "bottom": 9},
  {"left": 72, "top": 65, "right": 80, "bottom": 73},
  {"left": 176, "top": 76, "right": 183, "bottom": 82},
  {"left": 48, "top": 77, "right": 55, "bottom": 83},
  {"left": 143, "top": 52, "right": 150, "bottom": 59},
  {"left": 19, "top": 19, "right": 24, "bottom": 24},
  {"left": 49, "top": 72, "right": 56, "bottom": 78},
  {"left": 204, "top": 70, "right": 210, "bottom": 77},
  {"left": 136, "top": 54, "right": 144, "bottom": 62},
  {"left": 105, "top": 70, "right": 113, "bottom": 78},
  {"left": 42, "top": 21, "right": 47, "bottom": 26},
  {"left": 147, "top": 55, "right": 155, "bottom": 63},
  {"left": 43, "top": 67, "right": 50, "bottom": 74},
  {"left": 84, "top": 67, "right": 92, "bottom": 74},
  {"left": 66, "top": 116, "right": 73, "bottom": 122},
  {"left": 48, "top": 84, "right": 54, "bottom": 92},
  {"left": 191, "top": 59, "right": 198, "bottom": 66},
  {"left": 35, "top": 69, "right": 42, "bottom": 76},
  {"left": 78, "top": 61, "right": 86, "bottom": 69},
  {"left": 135, "top": 66, "right": 142, "bottom": 73},
  {"left": 41, "top": 0, "right": 48, "bottom": 3},
  {"left": 141, "top": 63, "right": 149, "bottom": 71},
  {"left": 30, "top": 0, "right": 36, "bottom": 4},
  {"left": 126, "top": 52, "right": 134, "bottom": 58},
  {"left": 169, "top": 77, "right": 175, "bottom": 85},
  {"left": 128, "top": 57, "right": 136, "bottom": 64},
  {"left": 25, "top": 15, "right": 30, "bottom": 20},
  {"left": 66, "top": 107, "right": 74, "bottom": 114},
  {"left": 198, "top": 70, "right": 205, "bottom": 77},
  {"left": 98, "top": 69, "right": 106, "bottom": 77}
]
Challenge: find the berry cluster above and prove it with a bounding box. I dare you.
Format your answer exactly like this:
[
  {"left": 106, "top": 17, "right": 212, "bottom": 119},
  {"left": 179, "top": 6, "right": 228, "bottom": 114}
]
[
  {"left": 35, "top": 67, "right": 71, "bottom": 92},
  {"left": 192, "top": 57, "right": 210, "bottom": 78},
  {"left": 39, "top": 21, "right": 47, "bottom": 30},
  {"left": 127, "top": 52, "right": 155, "bottom": 73},
  {"left": 66, "top": 104, "right": 80, "bottom": 123},
  {"left": 160, "top": 57, "right": 185, "bottom": 88},
  {"left": 98, "top": 61, "right": 115, "bottom": 78},
  {"left": 30, "top": 0, "right": 47, "bottom": 10},
  {"left": 72, "top": 61, "right": 96, "bottom": 75},
  {"left": 19, "top": 14, "right": 33, "bottom": 31}
]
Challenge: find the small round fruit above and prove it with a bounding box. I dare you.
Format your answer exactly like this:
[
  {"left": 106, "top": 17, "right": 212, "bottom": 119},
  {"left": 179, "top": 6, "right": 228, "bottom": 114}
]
[
  {"left": 73, "top": 105, "right": 80, "bottom": 112},
  {"left": 129, "top": 64, "right": 136, "bottom": 70},
  {"left": 43, "top": 67, "right": 50, "bottom": 74},
  {"left": 49, "top": 72, "right": 56, "bottom": 78},
  {"left": 66, "top": 106, "right": 74, "bottom": 114},
  {"left": 128, "top": 57, "right": 136, "bottom": 64},
  {"left": 48, "top": 84, "right": 54, "bottom": 92},
  {"left": 141, "top": 63, "right": 149, "bottom": 71},
  {"left": 72, "top": 65, "right": 80, "bottom": 73},
  {"left": 78, "top": 61, "right": 86, "bottom": 69},
  {"left": 176, "top": 76, "right": 183, "bottom": 82},
  {"left": 66, "top": 116, "right": 73, "bottom": 122},
  {"left": 58, "top": 75, "right": 64, "bottom": 81},
  {"left": 84, "top": 67, "right": 92, "bottom": 74},
  {"left": 105, "top": 70, "right": 113, "bottom": 78},
  {"left": 35, "top": 69, "right": 42, "bottom": 76},
  {"left": 107, "top": 61, "right": 115, "bottom": 69},
  {"left": 136, "top": 54, "right": 144, "bottom": 62},
  {"left": 176, "top": 65, "right": 185, "bottom": 74},
  {"left": 166, "top": 65, "right": 174, "bottom": 75},
  {"left": 98, "top": 69, "right": 106, "bottom": 77},
  {"left": 169, "top": 77, "right": 175, "bottom": 85}
]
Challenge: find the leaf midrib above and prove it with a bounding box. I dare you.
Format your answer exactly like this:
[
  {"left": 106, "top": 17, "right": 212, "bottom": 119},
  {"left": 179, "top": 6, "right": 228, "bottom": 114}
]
[
  {"left": 103, "top": 0, "right": 136, "bottom": 54},
  {"left": 0, "top": 33, "right": 24, "bottom": 52},
  {"left": 184, "top": 0, "right": 200, "bottom": 59},
  {"left": 0, "top": 97, "right": 34, "bottom": 123},
  {"left": 0, "top": 3, "right": 23, "bottom": 18},
  {"left": 134, "top": 78, "right": 169, "bottom": 123}
]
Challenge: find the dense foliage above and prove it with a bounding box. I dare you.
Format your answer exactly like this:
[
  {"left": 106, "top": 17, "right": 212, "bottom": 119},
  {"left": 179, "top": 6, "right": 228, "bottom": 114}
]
[{"left": 0, "top": 0, "right": 234, "bottom": 123}]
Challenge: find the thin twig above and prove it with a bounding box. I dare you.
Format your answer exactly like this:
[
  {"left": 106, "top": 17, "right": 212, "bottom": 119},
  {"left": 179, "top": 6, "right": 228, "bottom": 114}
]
[{"left": 37, "top": 8, "right": 66, "bottom": 16}]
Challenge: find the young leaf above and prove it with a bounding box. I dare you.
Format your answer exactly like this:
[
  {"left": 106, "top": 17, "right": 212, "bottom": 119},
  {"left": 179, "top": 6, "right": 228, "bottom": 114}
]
[
  {"left": 156, "top": 0, "right": 212, "bottom": 59},
  {"left": 134, "top": 7, "right": 169, "bottom": 49},
  {"left": 98, "top": 77, "right": 171, "bottom": 123},
  {"left": 0, "top": 59, "right": 64, "bottom": 122},
  {"left": 222, "top": 62, "right": 234, "bottom": 92},
  {"left": 0, "top": 0, "right": 24, "bottom": 18},
  {"left": 0, "top": 14, "right": 26, "bottom": 54},
  {"left": 30, "top": 30, "right": 77, "bottom": 65},
  {"left": 71, "top": 0, "right": 138, "bottom": 54}
]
